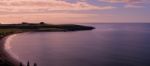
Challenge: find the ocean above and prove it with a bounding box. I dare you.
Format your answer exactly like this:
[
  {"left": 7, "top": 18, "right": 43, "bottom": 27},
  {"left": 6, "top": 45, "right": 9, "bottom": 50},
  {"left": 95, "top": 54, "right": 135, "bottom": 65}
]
[{"left": 6, "top": 23, "right": 150, "bottom": 66}]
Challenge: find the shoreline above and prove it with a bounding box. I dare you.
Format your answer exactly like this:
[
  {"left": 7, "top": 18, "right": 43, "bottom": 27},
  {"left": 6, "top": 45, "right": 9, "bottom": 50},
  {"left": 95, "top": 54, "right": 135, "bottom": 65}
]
[
  {"left": 0, "top": 34, "right": 20, "bottom": 66},
  {"left": 0, "top": 23, "right": 95, "bottom": 66}
]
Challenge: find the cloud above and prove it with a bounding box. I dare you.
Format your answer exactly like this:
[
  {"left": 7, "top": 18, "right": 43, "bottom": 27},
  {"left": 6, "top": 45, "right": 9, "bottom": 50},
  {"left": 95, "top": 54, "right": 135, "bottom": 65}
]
[
  {"left": 0, "top": 12, "right": 103, "bottom": 24},
  {"left": 99, "top": 0, "right": 148, "bottom": 8},
  {"left": 0, "top": 0, "right": 115, "bottom": 13},
  {"left": 125, "top": 4, "right": 144, "bottom": 8},
  {"left": 99, "top": 0, "right": 144, "bottom": 4}
]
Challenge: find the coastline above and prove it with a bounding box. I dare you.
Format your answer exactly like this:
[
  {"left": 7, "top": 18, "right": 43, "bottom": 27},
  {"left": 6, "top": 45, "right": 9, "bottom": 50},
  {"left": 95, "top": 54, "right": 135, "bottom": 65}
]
[
  {"left": 0, "top": 23, "right": 95, "bottom": 66},
  {"left": 0, "top": 34, "right": 19, "bottom": 66}
]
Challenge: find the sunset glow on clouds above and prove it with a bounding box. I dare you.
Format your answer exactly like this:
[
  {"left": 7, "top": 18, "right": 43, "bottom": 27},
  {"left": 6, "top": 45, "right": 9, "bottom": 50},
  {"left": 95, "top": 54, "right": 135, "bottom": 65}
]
[
  {"left": 99, "top": 0, "right": 143, "bottom": 3},
  {"left": 0, "top": 0, "right": 150, "bottom": 23},
  {"left": 0, "top": 0, "right": 115, "bottom": 13},
  {"left": 99, "top": 0, "right": 148, "bottom": 8}
]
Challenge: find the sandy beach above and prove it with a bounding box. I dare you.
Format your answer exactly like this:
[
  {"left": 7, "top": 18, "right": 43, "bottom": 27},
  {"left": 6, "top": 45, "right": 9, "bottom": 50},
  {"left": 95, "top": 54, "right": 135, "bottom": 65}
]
[{"left": 0, "top": 35, "right": 19, "bottom": 66}]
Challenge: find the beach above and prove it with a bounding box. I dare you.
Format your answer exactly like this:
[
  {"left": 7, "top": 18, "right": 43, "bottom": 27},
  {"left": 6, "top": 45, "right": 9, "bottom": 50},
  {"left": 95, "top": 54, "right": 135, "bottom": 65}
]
[{"left": 0, "top": 36, "right": 19, "bottom": 66}]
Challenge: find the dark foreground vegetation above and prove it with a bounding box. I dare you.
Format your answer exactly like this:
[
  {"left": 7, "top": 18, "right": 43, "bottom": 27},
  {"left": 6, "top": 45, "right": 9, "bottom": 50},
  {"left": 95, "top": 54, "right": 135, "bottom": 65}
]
[
  {"left": 0, "top": 22, "right": 95, "bottom": 66},
  {"left": 19, "top": 61, "right": 37, "bottom": 66}
]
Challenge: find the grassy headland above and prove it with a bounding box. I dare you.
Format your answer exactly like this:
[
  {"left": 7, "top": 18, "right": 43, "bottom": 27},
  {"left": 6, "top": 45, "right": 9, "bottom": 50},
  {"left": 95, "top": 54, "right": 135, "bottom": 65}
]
[
  {"left": 0, "top": 22, "right": 94, "bottom": 38},
  {"left": 0, "top": 22, "right": 95, "bottom": 66}
]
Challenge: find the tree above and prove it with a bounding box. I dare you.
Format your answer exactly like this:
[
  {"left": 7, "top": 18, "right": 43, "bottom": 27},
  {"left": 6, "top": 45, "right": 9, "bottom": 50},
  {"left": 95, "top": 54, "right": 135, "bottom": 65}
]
[
  {"left": 33, "top": 63, "right": 37, "bottom": 66},
  {"left": 27, "top": 61, "right": 30, "bottom": 66},
  {"left": 39, "top": 22, "right": 45, "bottom": 25},
  {"left": 22, "top": 22, "right": 28, "bottom": 24}
]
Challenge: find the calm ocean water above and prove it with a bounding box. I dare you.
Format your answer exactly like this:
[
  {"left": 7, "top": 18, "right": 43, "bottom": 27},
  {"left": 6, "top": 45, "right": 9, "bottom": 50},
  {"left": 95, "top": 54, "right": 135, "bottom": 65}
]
[{"left": 5, "top": 23, "right": 150, "bottom": 66}]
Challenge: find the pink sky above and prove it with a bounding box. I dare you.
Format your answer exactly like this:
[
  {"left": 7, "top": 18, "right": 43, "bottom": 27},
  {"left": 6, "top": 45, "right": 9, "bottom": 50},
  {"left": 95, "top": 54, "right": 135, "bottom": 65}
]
[{"left": 0, "top": 0, "right": 150, "bottom": 24}]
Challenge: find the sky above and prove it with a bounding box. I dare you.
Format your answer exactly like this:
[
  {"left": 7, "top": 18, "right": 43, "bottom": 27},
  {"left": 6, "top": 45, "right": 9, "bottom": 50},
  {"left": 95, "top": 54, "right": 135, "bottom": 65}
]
[{"left": 0, "top": 0, "right": 150, "bottom": 24}]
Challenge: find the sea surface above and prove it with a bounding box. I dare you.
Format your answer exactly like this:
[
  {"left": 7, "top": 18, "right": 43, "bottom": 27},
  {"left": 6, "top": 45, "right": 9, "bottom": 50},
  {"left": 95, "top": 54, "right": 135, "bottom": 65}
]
[{"left": 5, "top": 23, "right": 150, "bottom": 66}]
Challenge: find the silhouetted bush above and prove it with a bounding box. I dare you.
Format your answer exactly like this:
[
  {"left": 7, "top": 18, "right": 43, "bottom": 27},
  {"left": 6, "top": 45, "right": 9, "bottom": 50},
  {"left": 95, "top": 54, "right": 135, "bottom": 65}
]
[
  {"left": 27, "top": 61, "right": 30, "bottom": 66},
  {"left": 19, "top": 62, "right": 23, "bottom": 66},
  {"left": 33, "top": 63, "right": 37, "bottom": 66}
]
